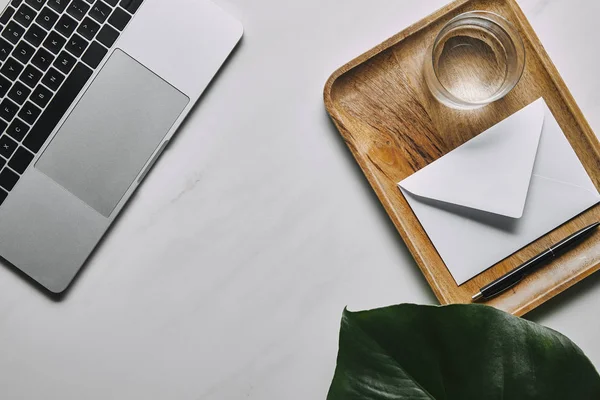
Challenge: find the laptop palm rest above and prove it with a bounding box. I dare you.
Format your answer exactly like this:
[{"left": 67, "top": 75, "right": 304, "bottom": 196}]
[{"left": 36, "top": 49, "right": 189, "bottom": 218}]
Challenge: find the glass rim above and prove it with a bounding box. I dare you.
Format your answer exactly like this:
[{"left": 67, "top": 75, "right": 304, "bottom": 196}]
[{"left": 429, "top": 10, "right": 526, "bottom": 107}]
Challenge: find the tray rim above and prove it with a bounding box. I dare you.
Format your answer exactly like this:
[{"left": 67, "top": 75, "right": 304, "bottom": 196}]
[{"left": 323, "top": 0, "right": 600, "bottom": 315}]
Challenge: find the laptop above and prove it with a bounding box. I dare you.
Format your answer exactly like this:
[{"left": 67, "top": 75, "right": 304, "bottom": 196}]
[{"left": 0, "top": 0, "right": 243, "bottom": 293}]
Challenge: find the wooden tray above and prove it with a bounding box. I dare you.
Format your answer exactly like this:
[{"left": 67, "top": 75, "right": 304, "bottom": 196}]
[{"left": 324, "top": 0, "right": 600, "bottom": 316}]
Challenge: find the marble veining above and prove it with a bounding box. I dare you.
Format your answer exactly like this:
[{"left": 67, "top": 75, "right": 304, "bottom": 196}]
[{"left": 1, "top": 0, "right": 599, "bottom": 399}]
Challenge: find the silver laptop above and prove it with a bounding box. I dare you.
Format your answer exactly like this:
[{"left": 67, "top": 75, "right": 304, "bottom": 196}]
[{"left": 0, "top": 0, "right": 242, "bottom": 293}]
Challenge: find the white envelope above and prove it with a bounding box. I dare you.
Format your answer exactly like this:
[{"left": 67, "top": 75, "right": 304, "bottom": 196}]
[{"left": 398, "top": 98, "right": 600, "bottom": 285}]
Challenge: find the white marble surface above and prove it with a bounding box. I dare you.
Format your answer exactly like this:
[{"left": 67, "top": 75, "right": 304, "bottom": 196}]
[{"left": 1, "top": 0, "right": 599, "bottom": 398}]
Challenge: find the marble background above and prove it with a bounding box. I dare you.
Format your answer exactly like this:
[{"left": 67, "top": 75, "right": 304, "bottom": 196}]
[{"left": 1, "top": 0, "right": 600, "bottom": 398}]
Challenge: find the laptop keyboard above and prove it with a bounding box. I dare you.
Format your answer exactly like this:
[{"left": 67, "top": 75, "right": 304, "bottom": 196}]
[{"left": 0, "top": 0, "right": 143, "bottom": 206}]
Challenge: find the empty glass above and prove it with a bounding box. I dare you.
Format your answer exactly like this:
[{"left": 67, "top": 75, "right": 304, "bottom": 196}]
[{"left": 424, "top": 11, "right": 526, "bottom": 109}]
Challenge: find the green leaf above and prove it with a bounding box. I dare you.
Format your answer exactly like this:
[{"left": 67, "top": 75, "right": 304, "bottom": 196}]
[{"left": 327, "top": 304, "right": 600, "bottom": 400}]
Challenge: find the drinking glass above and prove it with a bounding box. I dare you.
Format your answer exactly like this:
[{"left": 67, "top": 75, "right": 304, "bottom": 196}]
[{"left": 424, "top": 11, "right": 526, "bottom": 109}]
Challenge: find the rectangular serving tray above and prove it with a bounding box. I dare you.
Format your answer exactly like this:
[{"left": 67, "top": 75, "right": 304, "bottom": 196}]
[{"left": 324, "top": 0, "right": 600, "bottom": 315}]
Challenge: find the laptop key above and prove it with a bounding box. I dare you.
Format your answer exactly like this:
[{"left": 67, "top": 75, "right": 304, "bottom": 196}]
[
  {"left": 0, "top": 7, "right": 16, "bottom": 26},
  {"left": 90, "top": 1, "right": 111, "bottom": 23},
  {"left": 0, "top": 167, "right": 19, "bottom": 190},
  {"left": 42, "top": 67, "right": 64, "bottom": 90},
  {"left": 104, "top": 0, "right": 118, "bottom": 5},
  {"left": 0, "top": 134, "right": 17, "bottom": 158},
  {"left": 24, "top": 62, "right": 92, "bottom": 152},
  {"left": 9, "top": 146, "right": 34, "bottom": 173},
  {"left": 31, "top": 47, "right": 54, "bottom": 71},
  {"left": 0, "top": 75, "right": 11, "bottom": 97},
  {"left": 13, "top": 40, "right": 35, "bottom": 64},
  {"left": 81, "top": 40, "right": 106, "bottom": 68},
  {"left": 77, "top": 17, "right": 100, "bottom": 40},
  {"left": 107, "top": 7, "right": 130, "bottom": 30},
  {"left": 120, "top": 0, "right": 143, "bottom": 13},
  {"left": 1, "top": 57, "right": 24, "bottom": 80},
  {"left": 65, "top": 33, "right": 88, "bottom": 57},
  {"left": 0, "top": 119, "right": 7, "bottom": 134},
  {"left": 48, "top": 0, "right": 70, "bottom": 14},
  {"left": 43, "top": 31, "right": 66, "bottom": 54},
  {"left": 15, "top": 4, "right": 36, "bottom": 28},
  {"left": 2, "top": 21, "right": 25, "bottom": 44},
  {"left": 7, "top": 118, "right": 30, "bottom": 140},
  {"left": 24, "top": 23, "right": 47, "bottom": 47},
  {"left": 8, "top": 81, "right": 31, "bottom": 105},
  {"left": 56, "top": 14, "right": 77, "bottom": 37},
  {"left": 0, "top": 38, "right": 14, "bottom": 61},
  {"left": 0, "top": 98, "right": 19, "bottom": 121},
  {"left": 18, "top": 101, "right": 41, "bottom": 124},
  {"left": 24, "top": 0, "right": 45, "bottom": 11},
  {"left": 67, "top": 0, "right": 90, "bottom": 21},
  {"left": 20, "top": 64, "right": 43, "bottom": 88},
  {"left": 36, "top": 7, "right": 60, "bottom": 31},
  {"left": 53, "top": 50, "right": 76, "bottom": 74},
  {"left": 0, "top": 189, "right": 7, "bottom": 205},
  {"left": 96, "top": 24, "right": 118, "bottom": 47},
  {"left": 31, "top": 84, "right": 52, "bottom": 108}
]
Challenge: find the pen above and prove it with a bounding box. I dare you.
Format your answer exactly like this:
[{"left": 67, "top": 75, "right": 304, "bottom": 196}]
[{"left": 472, "top": 222, "right": 600, "bottom": 302}]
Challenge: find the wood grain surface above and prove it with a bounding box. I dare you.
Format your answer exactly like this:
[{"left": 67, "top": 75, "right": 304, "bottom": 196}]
[{"left": 324, "top": 0, "right": 600, "bottom": 316}]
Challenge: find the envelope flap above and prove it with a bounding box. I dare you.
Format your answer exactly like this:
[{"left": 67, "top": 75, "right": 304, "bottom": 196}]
[{"left": 399, "top": 99, "right": 546, "bottom": 218}]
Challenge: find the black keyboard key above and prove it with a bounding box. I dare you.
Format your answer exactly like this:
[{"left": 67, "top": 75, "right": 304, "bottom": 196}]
[
  {"left": 56, "top": 14, "right": 76, "bottom": 37},
  {"left": 0, "top": 134, "right": 18, "bottom": 158},
  {"left": 41, "top": 66, "right": 63, "bottom": 90},
  {"left": 81, "top": 40, "right": 105, "bottom": 68},
  {"left": 0, "top": 119, "right": 7, "bottom": 134},
  {"left": 0, "top": 189, "right": 7, "bottom": 205},
  {"left": 77, "top": 16, "right": 99, "bottom": 40},
  {"left": 24, "top": 62, "right": 92, "bottom": 152},
  {"left": 31, "top": 47, "right": 54, "bottom": 71},
  {"left": 7, "top": 118, "right": 30, "bottom": 140},
  {"left": 14, "top": 4, "right": 36, "bottom": 28},
  {"left": 43, "top": 31, "right": 66, "bottom": 54},
  {"left": 0, "top": 98, "right": 19, "bottom": 121},
  {"left": 0, "top": 167, "right": 19, "bottom": 190},
  {"left": 96, "top": 24, "right": 117, "bottom": 47},
  {"left": 8, "top": 146, "right": 34, "bottom": 173},
  {"left": 36, "top": 7, "right": 59, "bottom": 30},
  {"left": 1, "top": 57, "right": 23, "bottom": 80},
  {"left": 24, "top": 0, "right": 45, "bottom": 11},
  {"left": 90, "top": 1, "right": 111, "bottom": 23},
  {"left": 120, "top": 0, "right": 142, "bottom": 13},
  {"left": 0, "top": 75, "right": 11, "bottom": 97},
  {"left": 67, "top": 0, "right": 89, "bottom": 20},
  {"left": 8, "top": 81, "right": 31, "bottom": 104},
  {"left": 30, "top": 84, "right": 52, "bottom": 107},
  {"left": 11, "top": 0, "right": 23, "bottom": 8},
  {"left": 24, "top": 23, "right": 46, "bottom": 47},
  {"left": 107, "top": 7, "right": 129, "bottom": 30},
  {"left": 12, "top": 40, "right": 34, "bottom": 63},
  {"left": 65, "top": 33, "right": 87, "bottom": 57},
  {"left": 53, "top": 50, "right": 75, "bottom": 74},
  {"left": 18, "top": 101, "right": 41, "bottom": 124},
  {"left": 0, "top": 38, "right": 13, "bottom": 61},
  {"left": 0, "top": 7, "right": 15, "bottom": 25},
  {"left": 20, "top": 65, "right": 42, "bottom": 88},
  {"left": 48, "top": 0, "right": 70, "bottom": 13},
  {"left": 104, "top": 0, "right": 117, "bottom": 5},
  {"left": 2, "top": 21, "right": 25, "bottom": 44}
]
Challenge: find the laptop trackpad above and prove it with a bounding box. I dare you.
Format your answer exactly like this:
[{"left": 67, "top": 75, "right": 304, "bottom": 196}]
[{"left": 36, "top": 49, "right": 189, "bottom": 217}]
